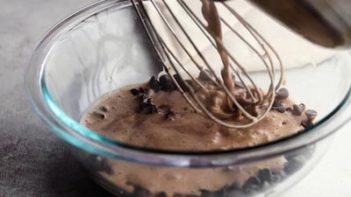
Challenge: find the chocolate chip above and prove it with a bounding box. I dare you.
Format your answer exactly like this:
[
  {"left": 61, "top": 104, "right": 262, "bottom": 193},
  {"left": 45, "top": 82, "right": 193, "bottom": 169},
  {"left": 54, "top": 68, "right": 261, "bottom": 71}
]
[
  {"left": 139, "top": 87, "right": 147, "bottom": 94},
  {"left": 131, "top": 87, "right": 149, "bottom": 97},
  {"left": 202, "top": 184, "right": 243, "bottom": 197},
  {"left": 271, "top": 172, "right": 283, "bottom": 184},
  {"left": 99, "top": 106, "right": 108, "bottom": 112},
  {"left": 149, "top": 76, "right": 160, "bottom": 91},
  {"left": 199, "top": 69, "right": 213, "bottom": 81},
  {"left": 276, "top": 88, "right": 289, "bottom": 100},
  {"left": 242, "top": 176, "right": 261, "bottom": 194},
  {"left": 284, "top": 159, "right": 304, "bottom": 175},
  {"left": 136, "top": 105, "right": 144, "bottom": 113},
  {"left": 200, "top": 190, "right": 215, "bottom": 197},
  {"left": 174, "top": 74, "right": 189, "bottom": 92},
  {"left": 173, "top": 194, "right": 197, "bottom": 197},
  {"left": 166, "top": 109, "right": 176, "bottom": 120},
  {"left": 273, "top": 105, "right": 286, "bottom": 113},
  {"left": 226, "top": 190, "right": 245, "bottom": 197},
  {"left": 133, "top": 186, "right": 150, "bottom": 197},
  {"left": 301, "top": 119, "right": 313, "bottom": 128},
  {"left": 155, "top": 192, "right": 167, "bottom": 197},
  {"left": 258, "top": 168, "right": 273, "bottom": 183},
  {"left": 222, "top": 183, "right": 240, "bottom": 191},
  {"left": 159, "top": 75, "right": 176, "bottom": 91},
  {"left": 142, "top": 99, "right": 158, "bottom": 114},
  {"left": 138, "top": 97, "right": 147, "bottom": 107},
  {"left": 224, "top": 184, "right": 244, "bottom": 197},
  {"left": 134, "top": 91, "right": 160, "bottom": 114},
  {"left": 213, "top": 190, "right": 226, "bottom": 197},
  {"left": 148, "top": 104, "right": 158, "bottom": 114},
  {"left": 305, "top": 109, "right": 317, "bottom": 121},
  {"left": 157, "top": 104, "right": 177, "bottom": 119},
  {"left": 145, "top": 98, "right": 152, "bottom": 104},
  {"left": 273, "top": 99, "right": 283, "bottom": 108},
  {"left": 130, "top": 88, "right": 140, "bottom": 96},
  {"left": 292, "top": 103, "right": 305, "bottom": 116}
]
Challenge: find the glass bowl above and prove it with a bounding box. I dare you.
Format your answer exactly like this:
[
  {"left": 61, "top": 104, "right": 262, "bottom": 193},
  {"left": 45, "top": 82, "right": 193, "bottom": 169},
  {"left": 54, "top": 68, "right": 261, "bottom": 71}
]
[{"left": 26, "top": 0, "right": 351, "bottom": 196}]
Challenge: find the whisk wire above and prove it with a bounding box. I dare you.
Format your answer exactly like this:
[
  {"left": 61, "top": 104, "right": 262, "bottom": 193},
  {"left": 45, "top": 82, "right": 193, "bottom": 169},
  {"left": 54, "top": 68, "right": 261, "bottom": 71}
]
[
  {"left": 132, "top": 0, "right": 284, "bottom": 128},
  {"left": 178, "top": 0, "right": 262, "bottom": 104}
]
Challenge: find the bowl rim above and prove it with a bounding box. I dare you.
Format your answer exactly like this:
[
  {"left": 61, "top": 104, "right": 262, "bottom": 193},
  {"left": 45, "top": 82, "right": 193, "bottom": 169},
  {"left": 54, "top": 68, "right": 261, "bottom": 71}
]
[{"left": 26, "top": 0, "right": 351, "bottom": 167}]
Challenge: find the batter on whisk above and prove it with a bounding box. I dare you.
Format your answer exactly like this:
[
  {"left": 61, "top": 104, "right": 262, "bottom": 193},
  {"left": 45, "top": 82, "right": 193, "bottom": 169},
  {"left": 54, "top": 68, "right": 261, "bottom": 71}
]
[{"left": 201, "top": 0, "right": 235, "bottom": 97}]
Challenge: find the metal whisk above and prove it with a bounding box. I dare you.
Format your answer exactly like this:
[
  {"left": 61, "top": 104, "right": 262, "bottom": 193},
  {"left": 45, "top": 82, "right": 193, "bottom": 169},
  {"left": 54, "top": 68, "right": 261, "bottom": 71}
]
[{"left": 131, "top": 0, "right": 284, "bottom": 128}]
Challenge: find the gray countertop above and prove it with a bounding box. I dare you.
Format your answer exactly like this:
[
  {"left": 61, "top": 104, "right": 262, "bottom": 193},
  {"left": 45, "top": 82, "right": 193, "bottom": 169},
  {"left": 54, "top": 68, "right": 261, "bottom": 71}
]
[
  {"left": 0, "top": 0, "right": 112, "bottom": 196},
  {"left": 1, "top": 0, "right": 351, "bottom": 197}
]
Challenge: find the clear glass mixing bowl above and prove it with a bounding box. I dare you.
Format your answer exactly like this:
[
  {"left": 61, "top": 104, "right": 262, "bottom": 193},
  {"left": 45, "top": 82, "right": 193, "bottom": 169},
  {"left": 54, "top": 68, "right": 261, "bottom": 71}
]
[{"left": 26, "top": 0, "right": 351, "bottom": 196}]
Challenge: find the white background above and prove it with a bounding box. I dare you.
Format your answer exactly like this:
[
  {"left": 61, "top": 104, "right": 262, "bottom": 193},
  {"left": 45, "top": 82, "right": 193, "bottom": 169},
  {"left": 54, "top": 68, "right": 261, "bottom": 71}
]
[{"left": 282, "top": 122, "right": 351, "bottom": 196}]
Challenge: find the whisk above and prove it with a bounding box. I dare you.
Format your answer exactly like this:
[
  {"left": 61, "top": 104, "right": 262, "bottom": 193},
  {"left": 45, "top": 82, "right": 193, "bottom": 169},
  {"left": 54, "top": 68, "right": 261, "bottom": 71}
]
[{"left": 131, "top": 0, "right": 284, "bottom": 128}]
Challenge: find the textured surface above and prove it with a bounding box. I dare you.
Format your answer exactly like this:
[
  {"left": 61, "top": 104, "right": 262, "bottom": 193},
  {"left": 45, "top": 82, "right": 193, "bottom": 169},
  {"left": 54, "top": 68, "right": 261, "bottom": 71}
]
[
  {"left": 0, "top": 0, "right": 112, "bottom": 196},
  {"left": 0, "top": 0, "right": 351, "bottom": 197}
]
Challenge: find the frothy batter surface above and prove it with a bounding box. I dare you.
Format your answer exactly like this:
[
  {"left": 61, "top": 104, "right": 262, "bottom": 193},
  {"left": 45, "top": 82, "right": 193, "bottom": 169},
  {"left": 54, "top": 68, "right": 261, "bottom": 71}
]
[
  {"left": 81, "top": 79, "right": 305, "bottom": 151},
  {"left": 80, "top": 76, "right": 315, "bottom": 195}
]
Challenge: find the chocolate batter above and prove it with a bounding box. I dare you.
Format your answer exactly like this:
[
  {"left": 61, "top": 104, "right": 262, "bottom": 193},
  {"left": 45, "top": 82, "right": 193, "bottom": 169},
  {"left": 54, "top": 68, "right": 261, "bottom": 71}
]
[
  {"left": 80, "top": 78, "right": 310, "bottom": 196},
  {"left": 82, "top": 81, "right": 304, "bottom": 151}
]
